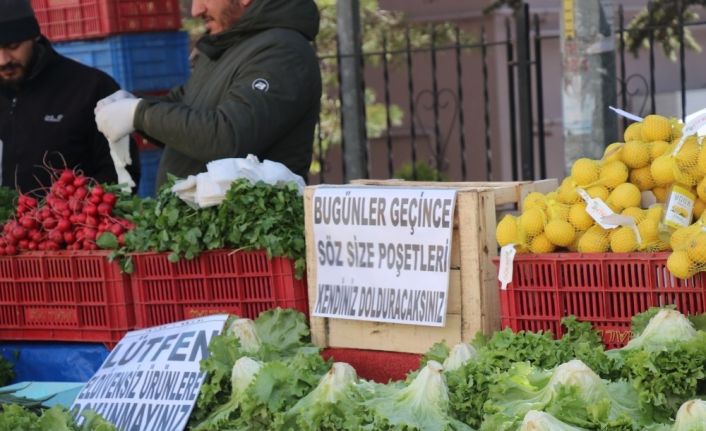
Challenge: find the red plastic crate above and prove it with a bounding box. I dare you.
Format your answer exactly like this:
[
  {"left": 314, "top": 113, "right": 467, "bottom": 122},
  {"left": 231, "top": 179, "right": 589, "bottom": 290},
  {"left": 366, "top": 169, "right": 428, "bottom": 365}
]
[
  {"left": 32, "top": 0, "right": 181, "bottom": 42},
  {"left": 130, "top": 250, "right": 308, "bottom": 328},
  {"left": 0, "top": 251, "right": 134, "bottom": 348},
  {"left": 495, "top": 252, "right": 706, "bottom": 349}
]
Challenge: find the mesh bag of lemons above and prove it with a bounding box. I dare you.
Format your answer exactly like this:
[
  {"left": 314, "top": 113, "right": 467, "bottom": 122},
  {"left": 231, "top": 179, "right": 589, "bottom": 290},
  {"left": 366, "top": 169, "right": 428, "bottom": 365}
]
[{"left": 496, "top": 114, "right": 706, "bottom": 279}]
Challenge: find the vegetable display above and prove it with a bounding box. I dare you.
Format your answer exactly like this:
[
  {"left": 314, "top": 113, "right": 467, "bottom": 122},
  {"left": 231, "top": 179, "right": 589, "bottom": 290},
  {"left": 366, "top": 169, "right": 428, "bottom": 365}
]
[
  {"left": 0, "top": 170, "right": 133, "bottom": 255},
  {"left": 113, "top": 178, "right": 305, "bottom": 275},
  {"left": 178, "top": 307, "right": 706, "bottom": 431}
]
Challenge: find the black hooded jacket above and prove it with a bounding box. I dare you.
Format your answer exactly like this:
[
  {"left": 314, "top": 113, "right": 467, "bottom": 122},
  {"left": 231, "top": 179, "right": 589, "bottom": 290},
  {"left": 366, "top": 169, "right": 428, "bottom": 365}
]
[{"left": 0, "top": 37, "right": 139, "bottom": 193}]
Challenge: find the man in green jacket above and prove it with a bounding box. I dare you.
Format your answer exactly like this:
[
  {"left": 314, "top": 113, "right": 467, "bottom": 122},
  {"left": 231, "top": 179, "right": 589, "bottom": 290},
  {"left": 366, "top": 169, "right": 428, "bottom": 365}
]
[{"left": 95, "top": 0, "right": 321, "bottom": 189}]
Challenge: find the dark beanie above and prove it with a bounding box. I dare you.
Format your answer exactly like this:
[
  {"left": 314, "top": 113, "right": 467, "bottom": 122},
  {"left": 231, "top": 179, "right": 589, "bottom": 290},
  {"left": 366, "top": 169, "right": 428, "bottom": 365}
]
[{"left": 0, "top": 0, "right": 40, "bottom": 44}]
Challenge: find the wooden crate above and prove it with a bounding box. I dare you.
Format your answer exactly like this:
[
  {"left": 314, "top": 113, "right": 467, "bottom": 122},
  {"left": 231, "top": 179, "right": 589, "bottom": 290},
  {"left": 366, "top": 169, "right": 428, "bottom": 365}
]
[{"left": 304, "top": 179, "right": 557, "bottom": 354}]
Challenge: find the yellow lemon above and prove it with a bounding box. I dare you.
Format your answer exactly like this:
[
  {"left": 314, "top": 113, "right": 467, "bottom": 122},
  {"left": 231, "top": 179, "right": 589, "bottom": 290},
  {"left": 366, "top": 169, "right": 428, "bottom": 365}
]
[
  {"left": 667, "top": 250, "right": 693, "bottom": 279},
  {"left": 694, "top": 199, "right": 706, "bottom": 219},
  {"left": 687, "top": 232, "right": 706, "bottom": 264},
  {"left": 578, "top": 226, "right": 610, "bottom": 253},
  {"left": 569, "top": 203, "right": 594, "bottom": 231},
  {"left": 624, "top": 122, "right": 642, "bottom": 142},
  {"left": 571, "top": 158, "right": 601, "bottom": 186},
  {"left": 629, "top": 166, "right": 655, "bottom": 191},
  {"left": 650, "top": 155, "right": 675, "bottom": 186},
  {"left": 650, "top": 140, "right": 670, "bottom": 160},
  {"left": 586, "top": 185, "right": 610, "bottom": 201},
  {"left": 610, "top": 227, "right": 638, "bottom": 253},
  {"left": 496, "top": 214, "right": 518, "bottom": 247},
  {"left": 641, "top": 115, "right": 672, "bottom": 142},
  {"left": 523, "top": 192, "right": 547, "bottom": 212},
  {"left": 520, "top": 208, "right": 546, "bottom": 238},
  {"left": 621, "top": 207, "right": 646, "bottom": 223},
  {"left": 621, "top": 141, "right": 651, "bottom": 169},
  {"left": 529, "top": 233, "right": 555, "bottom": 254},
  {"left": 599, "top": 160, "right": 628, "bottom": 189},
  {"left": 607, "top": 183, "right": 642, "bottom": 212},
  {"left": 545, "top": 219, "right": 575, "bottom": 247},
  {"left": 602, "top": 143, "right": 623, "bottom": 163}
]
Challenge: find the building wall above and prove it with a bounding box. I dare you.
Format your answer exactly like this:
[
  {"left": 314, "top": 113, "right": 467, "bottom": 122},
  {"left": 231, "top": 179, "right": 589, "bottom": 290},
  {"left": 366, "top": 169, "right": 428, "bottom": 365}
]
[{"left": 357, "top": 1, "right": 706, "bottom": 182}]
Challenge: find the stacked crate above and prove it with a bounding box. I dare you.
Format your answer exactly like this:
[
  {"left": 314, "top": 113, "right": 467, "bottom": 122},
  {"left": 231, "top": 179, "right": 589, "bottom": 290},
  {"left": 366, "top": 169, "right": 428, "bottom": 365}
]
[{"left": 32, "top": 0, "right": 190, "bottom": 197}]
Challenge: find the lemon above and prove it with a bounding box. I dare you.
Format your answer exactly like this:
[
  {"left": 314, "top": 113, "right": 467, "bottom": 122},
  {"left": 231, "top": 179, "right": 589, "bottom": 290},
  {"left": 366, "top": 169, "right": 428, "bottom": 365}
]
[
  {"left": 641, "top": 115, "right": 672, "bottom": 142},
  {"left": 687, "top": 232, "right": 706, "bottom": 263},
  {"left": 546, "top": 201, "right": 570, "bottom": 222},
  {"left": 673, "top": 137, "right": 701, "bottom": 185},
  {"left": 568, "top": 230, "right": 585, "bottom": 252},
  {"left": 578, "top": 226, "right": 609, "bottom": 253},
  {"left": 607, "top": 183, "right": 641, "bottom": 212},
  {"left": 621, "top": 141, "right": 651, "bottom": 169},
  {"left": 650, "top": 140, "right": 670, "bottom": 160},
  {"left": 629, "top": 166, "right": 655, "bottom": 191},
  {"left": 529, "top": 233, "right": 555, "bottom": 254},
  {"left": 586, "top": 185, "right": 610, "bottom": 201},
  {"left": 599, "top": 160, "right": 628, "bottom": 189},
  {"left": 545, "top": 219, "right": 575, "bottom": 247},
  {"left": 621, "top": 207, "right": 646, "bottom": 223},
  {"left": 650, "top": 155, "right": 675, "bottom": 186},
  {"left": 696, "top": 177, "right": 706, "bottom": 202},
  {"left": 671, "top": 117, "right": 684, "bottom": 140},
  {"left": 602, "top": 143, "right": 623, "bottom": 163},
  {"left": 520, "top": 208, "right": 546, "bottom": 238},
  {"left": 610, "top": 227, "right": 638, "bottom": 253},
  {"left": 694, "top": 199, "right": 706, "bottom": 219},
  {"left": 557, "top": 178, "right": 580, "bottom": 204},
  {"left": 652, "top": 186, "right": 668, "bottom": 203},
  {"left": 569, "top": 202, "right": 594, "bottom": 231},
  {"left": 496, "top": 214, "right": 518, "bottom": 246},
  {"left": 624, "top": 122, "right": 642, "bottom": 142},
  {"left": 670, "top": 226, "right": 692, "bottom": 251},
  {"left": 523, "top": 192, "right": 547, "bottom": 212},
  {"left": 697, "top": 145, "right": 706, "bottom": 176},
  {"left": 646, "top": 205, "right": 664, "bottom": 222},
  {"left": 571, "top": 158, "right": 600, "bottom": 186},
  {"left": 667, "top": 250, "right": 693, "bottom": 279},
  {"left": 638, "top": 218, "right": 660, "bottom": 245}
]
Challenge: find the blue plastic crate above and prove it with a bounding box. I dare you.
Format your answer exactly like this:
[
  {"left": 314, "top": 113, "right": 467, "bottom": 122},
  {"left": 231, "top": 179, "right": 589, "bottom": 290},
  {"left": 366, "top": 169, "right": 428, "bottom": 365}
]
[
  {"left": 137, "top": 148, "right": 162, "bottom": 198},
  {"left": 55, "top": 32, "right": 190, "bottom": 93}
]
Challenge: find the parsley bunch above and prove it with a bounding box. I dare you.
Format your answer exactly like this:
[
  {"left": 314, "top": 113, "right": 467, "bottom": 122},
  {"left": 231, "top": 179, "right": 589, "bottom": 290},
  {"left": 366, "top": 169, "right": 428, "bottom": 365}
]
[{"left": 117, "top": 179, "right": 305, "bottom": 277}]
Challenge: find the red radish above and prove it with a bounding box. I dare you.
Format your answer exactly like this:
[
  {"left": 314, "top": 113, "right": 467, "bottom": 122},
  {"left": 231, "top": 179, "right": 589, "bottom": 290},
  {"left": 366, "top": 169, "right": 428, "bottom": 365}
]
[
  {"left": 102, "top": 193, "right": 116, "bottom": 206},
  {"left": 63, "top": 232, "right": 75, "bottom": 244},
  {"left": 74, "top": 187, "right": 88, "bottom": 200},
  {"left": 118, "top": 233, "right": 125, "bottom": 246},
  {"left": 89, "top": 195, "right": 101, "bottom": 205},
  {"left": 97, "top": 203, "right": 111, "bottom": 216},
  {"left": 30, "top": 231, "right": 42, "bottom": 243},
  {"left": 84, "top": 205, "right": 97, "bottom": 216},
  {"left": 109, "top": 224, "right": 124, "bottom": 236},
  {"left": 59, "top": 170, "right": 74, "bottom": 185},
  {"left": 48, "top": 230, "right": 63, "bottom": 244},
  {"left": 68, "top": 198, "right": 82, "bottom": 213},
  {"left": 18, "top": 240, "right": 28, "bottom": 249},
  {"left": 11, "top": 227, "right": 26, "bottom": 239},
  {"left": 85, "top": 216, "right": 98, "bottom": 227},
  {"left": 5, "top": 246, "right": 16, "bottom": 255},
  {"left": 42, "top": 218, "right": 57, "bottom": 230},
  {"left": 65, "top": 185, "right": 75, "bottom": 195},
  {"left": 28, "top": 241, "right": 37, "bottom": 251},
  {"left": 91, "top": 185, "right": 104, "bottom": 196},
  {"left": 57, "top": 219, "right": 71, "bottom": 233}
]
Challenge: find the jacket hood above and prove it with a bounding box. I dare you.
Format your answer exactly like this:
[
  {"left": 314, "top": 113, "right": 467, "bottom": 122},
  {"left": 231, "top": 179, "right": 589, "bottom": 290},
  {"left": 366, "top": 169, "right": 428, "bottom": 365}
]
[{"left": 197, "top": 0, "right": 319, "bottom": 59}]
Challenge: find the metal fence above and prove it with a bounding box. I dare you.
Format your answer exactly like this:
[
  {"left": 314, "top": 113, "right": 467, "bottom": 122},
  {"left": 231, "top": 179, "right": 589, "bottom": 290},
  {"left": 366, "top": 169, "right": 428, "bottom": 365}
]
[{"left": 309, "top": 1, "right": 706, "bottom": 185}]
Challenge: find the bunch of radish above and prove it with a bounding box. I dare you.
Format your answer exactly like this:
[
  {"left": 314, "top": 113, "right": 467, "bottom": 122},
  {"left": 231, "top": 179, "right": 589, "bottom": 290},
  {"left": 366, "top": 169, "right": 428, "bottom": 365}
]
[{"left": 0, "top": 170, "right": 134, "bottom": 255}]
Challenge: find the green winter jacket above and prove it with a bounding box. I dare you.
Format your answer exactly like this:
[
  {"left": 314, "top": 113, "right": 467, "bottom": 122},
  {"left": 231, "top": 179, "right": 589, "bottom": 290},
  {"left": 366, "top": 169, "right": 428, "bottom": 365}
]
[{"left": 134, "top": 0, "right": 321, "bottom": 189}]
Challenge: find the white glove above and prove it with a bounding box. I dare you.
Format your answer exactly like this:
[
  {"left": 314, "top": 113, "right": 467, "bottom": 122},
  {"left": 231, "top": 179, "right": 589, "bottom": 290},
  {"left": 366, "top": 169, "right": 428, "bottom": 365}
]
[
  {"left": 95, "top": 98, "right": 141, "bottom": 142},
  {"left": 95, "top": 90, "right": 136, "bottom": 113},
  {"left": 108, "top": 135, "right": 135, "bottom": 191}
]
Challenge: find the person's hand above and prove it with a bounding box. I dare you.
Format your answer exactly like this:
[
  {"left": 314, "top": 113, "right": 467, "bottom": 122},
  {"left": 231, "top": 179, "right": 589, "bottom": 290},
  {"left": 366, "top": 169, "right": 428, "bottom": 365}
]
[
  {"left": 95, "top": 98, "right": 141, "bottom": 142},
  {"left": 94, "top": 90, "right": 136, "bottom": 114}
]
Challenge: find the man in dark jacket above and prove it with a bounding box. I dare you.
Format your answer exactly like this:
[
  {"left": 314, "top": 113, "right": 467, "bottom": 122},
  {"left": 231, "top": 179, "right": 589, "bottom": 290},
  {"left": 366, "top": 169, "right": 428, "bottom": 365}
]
[
  {"left": 96, "top": 0, "right": 321, "bottom": 189},
  {"left": 0, "top": 0, "right": 139, "bottom": 194}
]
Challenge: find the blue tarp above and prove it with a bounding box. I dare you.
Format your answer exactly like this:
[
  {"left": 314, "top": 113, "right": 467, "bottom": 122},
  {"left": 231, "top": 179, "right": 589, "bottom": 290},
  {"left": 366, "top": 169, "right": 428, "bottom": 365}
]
[{"left": 0, "top": 342, "right": 109, "bottom": 383}]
